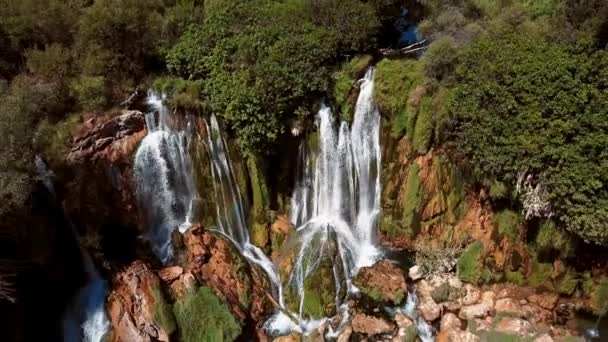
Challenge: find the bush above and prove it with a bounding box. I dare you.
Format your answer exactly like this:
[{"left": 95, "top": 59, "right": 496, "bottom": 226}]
[
  {"left": 373, "top": 58, "right": 423, "bottom": 136},
  {"left": 25, "top": 44, "right": 71, "bottom": 81},
  {"left": 423, "top": 36, "right": 459, "bottom": 81},
  {"left": 527, "top": 259, "right": 553, "bottom": 289},
  {"left": 535, "top": 220, "right": 576, "bottom": 259},
  {"left": 489, "top": 181, "right": 508, "bottom": 201},
  {"left": 591, "top": 279, "right": 608, "bottom": 316},
  {"left": 495, "top": 210, "right": 520, "bottom": 243},
  {"left": 457, "top": 241, "right": 484, "bottom": 283},
  {"left": 69, "top": 76, "right": 107, "bottom": 111},
  {"left": 557, "top": 269, "right": 579, "bottom": 296},
  {"left": 450, "top": 28, "right": 608, "bottom": 245},
  {"left": 173, "top": 287, "right": 241, "bottom": 342}
]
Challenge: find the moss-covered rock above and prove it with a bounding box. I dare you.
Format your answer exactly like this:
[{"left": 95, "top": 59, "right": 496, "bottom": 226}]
[
  {"left": 557, "top": 269, "right": 579, "bottom": 296},
  {"left": 333, "top": 54, "right": 372, "bottom": 122},
  {"left": 527, "top": 260, "right": 553, "bottom": 290},
  {"left": 151, "top": 282, "right": 177, "bottom": 335},
  {"left": 495, "top": 210, "right": 520, "bottom": 243},
  {"left": 354, "top": 259, "right": 407, "bottom": 305},
  {"left": 535, "top": 220, "right": 576, "bottom": 259},
  {"left": 285, "top": 257, "right": 338, "bottom": 319},
  {"left": 173, "top": 286, "right": 241, "bottom": 342},
  {"left": 412, "top": 95, "right": 434, "bottom": 153},
  {"left": 457, "top": 241, "right": 484, "bottom": 283},
  {"left": 402, "top": 163, "right": 423, "bottom": 233}
]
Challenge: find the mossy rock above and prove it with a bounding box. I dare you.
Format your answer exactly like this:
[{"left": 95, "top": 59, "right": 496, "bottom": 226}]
[
  {"left": 505, "top": 270, "right": 525, "bottom": 286},
  {"left": 457, "top": 241, "right": 484, "bottom": 283},
  {"left": 557, "top": 269, "right": 579, "bottom": 296},
  {"left": 412, "top": 95, "right": 434, "bottom": 153},
  {"left": 353, "top": 260, "right": 407, "bottom": 305},
  {"left": 401, "top": 163, "right": 423, "bottom": 234},
  {"left": 285, "top": 257, "right": 338, "bottom": 319},
  {"left": 333, "top": 55, "right": 372, "bottom": 122},
  {"left": 251, "top": 222, "right": 269, "bottom": 249},
  {"left": 535, "top": 220, "right": 576, "bottom": 259},
  {"left": 173, "top": 286, "right": 241, "bottom": 342},
  {"left": 246, "top": 154, "right": 269, "bottom": 221},
  {"left": 527, "top": 260, "right": 553, "bottom": 290}
]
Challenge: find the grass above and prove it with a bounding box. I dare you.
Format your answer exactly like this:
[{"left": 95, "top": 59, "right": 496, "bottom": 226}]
[
  {"left": 173, "top": 286, "right": 241, "bottom": 342},
  {"left": 457, "top": 241, "right": 484, "bottom": 283}
]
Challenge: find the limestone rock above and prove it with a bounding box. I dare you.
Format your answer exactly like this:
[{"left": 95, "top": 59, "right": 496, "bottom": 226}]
[
  {"left": 395, "top": 313, "right": 414, "bottom": 329},
  {"left": 528, "top": 293, "right": 559, "bottom": 311},
  {"left": 418, "top": 295, "right": 441, "bottom": 321},
  {"left": 459, "top": 284, "right": 481, "bottom": 306},
  {"left": 158, "top": 266, "right": 183, "bottom": 282},
  {"left": 336, "top": 325, "right": 352, "bottom": 342},
  {"left": 440, "top": 313, "right": 462, "bottom": 332},
  {"left": 107, "top": 261, "right": 174, "bottom": 342},
  {"left": 352, "top": 313, "right": 395, "bottom": 336},
  {"left": 437, "top": 330, "right": 480, "bottom": 342},
  {"left": 458, "top": 303, "right": 493, "bottom": 320},
  {"left": 354, "top": 259, "right": 407, "bottom": 305},
  {"left": 409, "top": 265, "right": 424, "bottom": 281},
  {"left": 495, "top": 298, "right": 525, "bottom": 317},
  {"left": 494, "top": 317, "right": 536, "bottom": 337},
  {"left": 535, "top": 334, "right": 554, "bottom": 342}
]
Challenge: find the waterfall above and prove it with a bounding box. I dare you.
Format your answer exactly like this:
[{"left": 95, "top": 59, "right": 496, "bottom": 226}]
[
  {"left": 397, "top": 291, "right": 435, "bottom": 342},
  {"left": 288, "top": 68, "right": 382, "bottom": 314},
  {"left": 35, "top": 156, "right": 110, "bottom": 342},
  {"left": 134, "top": 91, "right": 198, "bottom": 262}
]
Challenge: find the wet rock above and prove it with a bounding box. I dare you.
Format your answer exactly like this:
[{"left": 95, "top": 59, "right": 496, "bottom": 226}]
[
  {"left": 351, "top": 313, "right": 395, "bottom": 336},
  {"left": 528, "top": 293, "right": 559, "bottom": 311},
  {"left": 107, "top": 261, "right": 175, "bottom": 342},
  {"left": 440, "top": 313, "right": 462, "bottom": 332},
  {"left": 354, "top": 259, "right": 407, "bottom": 305},
  {"left": 458, "top": 302, "right": 493, "bottom": 320},
  {"left": 409, "top": 265, "right": 424, "bottom": 281},
  {"left": 494, "top": 317, "right": 536, "bottom": 337}
]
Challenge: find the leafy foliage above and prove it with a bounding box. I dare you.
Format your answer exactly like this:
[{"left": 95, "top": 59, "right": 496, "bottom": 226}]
[
  {"left": 173, "top": 286, "right": 241, "bottom": 342},
  {"left": 449, "top": 28, "right": 608, "bottom": 244}
]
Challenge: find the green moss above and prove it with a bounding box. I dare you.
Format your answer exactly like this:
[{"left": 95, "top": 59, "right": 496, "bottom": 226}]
[
  {"left": 246, "top": 155, "right": 269, "bottom": 221},
  {"left": 582, "top": 272, "right": 595, "bottom": 297},
  {"left": 557, "top": 269, "right": 579, "bottom": 296},
  {"left": 505, "top": 271, "right": 525, "bottom": 286},
  {"left": 151, "top": 283, "right": 176, "bottom": 335},
  {"left": 286, "top": 258, "right": 337, "bottom": 319},
  {"left": 535, "top": 220, "right": 576, "bottom": 259},
  {"left": 481, "top": 268, "right": 503, "bottom": 284},
  {"left": 528, "top": 260, "right": 553, "bottom": 290},
  {"left": 431, "top": 282, "right": 450, "bottom": 303},
  {"left": 489, "top": 181, "right": 508, "bottom": 201},
  {"left": 173, "top": 287, "right": 241, "bottom": 342},
  {"left": 457, "top": 241, "right": 484, "bottom": 283},
  {"left": 333, "top": 55, "right": 372, "bottom": 122},
  {"left": 591, "top": 278, "right": 608, "bottom": 316},
  {"left": 495, "top": 210, "right": 520, "bottom": 243},
  {"left": 374, "top": 58, "right": 423, "bottom": 137},
  {"left": 412, "top": 95, "right": 434, "bottom": 153},
  {"left": 403, "top": 163, "right": 423, "bottom": 233},
  {"left": 404, "top": 324, "right": 417, "bottom": 342},
  {"left": 251, "top": 222, "right": 268, "bottom": 249}
]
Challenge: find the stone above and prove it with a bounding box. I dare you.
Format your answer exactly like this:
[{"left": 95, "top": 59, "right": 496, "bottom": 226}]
[
  {"left": 107, "top": 261, "right": 174, "bottom": 342},
  {"left": 418, "top": 295, "right": 441, "bottom": 321},
  {"left": 495, "top": 298, "right": 525, "bottom": 317},
  {"left": 170, "top": 272, "right": 197, "bottom": 299},
  {"left": 480, "top": 291, "right": 495, "bottom": 307},
  {"left": 273, "top": 334, "right": 301, "bottom": 342},
  {"left": 535, "top": 334, "right": 554, "bottom": 342},
  {"left": 436, "top": 330, "right": 480, "bottom": 342},
  {"left": 354, "top": 260, "right": 407, "bottom": 305},
  {"left": 448, "top": 276, "right": 463, "bottom": 289},
  {"left": 459, "top": 284, "right": 481, "bottom": 306},
  {"left": 458, "top": 303, "right": 493, "bottom": 320},
  {"left": 351, "top": 313, "right": 395, "bottom": 336},
  {"left": 528, "top": 293, "right": 559, "bottom": 311},
  {"left": 409, "top": 265, "right": 424, "bottom": 281},
  {"left": 158, "top": 266, "right": 184, "bottom": 282},
  {"left": 494, "top": 317, "right": 536, "bottom": 337},
  {"left": 440, "top": 313, "right": 462, "bottom": 332}
]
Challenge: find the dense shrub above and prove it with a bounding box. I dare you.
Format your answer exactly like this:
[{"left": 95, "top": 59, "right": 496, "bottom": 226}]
[
  {"left": 173, "top": 286, "right": 241, "bottom": 342},
  {"left": 456, "top": 241, "right": 484, "bottom": 283},
  {"left": 494, "top": 210, "right": 520, "bottom": 243},
  {"left": 69, "top": 76, "right": 107, "bottom": 111},
  {"left": 449, "top": 27, "right": 608, "bottom": 245}
]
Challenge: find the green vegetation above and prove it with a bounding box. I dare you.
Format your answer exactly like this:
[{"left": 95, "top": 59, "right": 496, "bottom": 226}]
[
  {"left": 151, "top": 283, "right": 177, "bottom": 335},
  {"left": 402, "top": 163, "right": 423, "bottom": 232},
  {"left": 535, "top": 220, "right": 576, "bottom": 259},
  {"left": 412, "top": 96, "right": 434, "bottom": 153},
  {"left": 557, "top": 269, "right": 579, "bottom": 296},
  {"left": 373, "top": 58, "right": 423, "bottom": 137},
  {"left": 333, "top": 54, "right": 372, "bottom": 121},
  {"left": 173, "top": 286, "right": 241, "bottom": 342},
  {"left": 495, "top": 210, "right": 520, "bottom": 243},
  {"left": 591, "top": 279, "right": 608, "bottom": 316},
  {"left": 527, "top": 260, "right": 553, "bottom": 290},
  {"left": 457, "top": 241, "right": 484, "bottom": 283},
  {"left": 505, "top": 271, "right": 525, "bottom": 286},
  {"left": 489, "top": 181, "right": 508, "bottom": 201}
]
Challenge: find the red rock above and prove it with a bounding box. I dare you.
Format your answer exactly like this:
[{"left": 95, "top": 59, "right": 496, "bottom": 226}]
[
  {"left": 528, "top": 293, "right": 559, "bottom": 311},
  {"left": 158, "top": 266, "right": 183, "bottom": 282},
  {"left": 494, "top": 317, "right": 536, "bottom": 337},
  {"left": 353, "top": 259, "right": 407, "bottom": 304},
  {"left": 440, "top": 313, "right": 462, "bottom": 332}
]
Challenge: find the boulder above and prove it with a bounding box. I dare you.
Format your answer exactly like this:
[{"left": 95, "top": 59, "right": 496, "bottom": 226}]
[
  {"left": 440, "top": 313, "right": 462, "bottom": 332},
  {"left": 336, "top": 325, "right": 352, "bottom": 342},
  {"left": 107, "top": 261, "right": 174, "bottom": 342},
  {"left": 494, "top": 317, "right": 536, "bottom": 337},
  {"left": 409, "top": 265, "right": 424, "bottom": 281},
  {"left": 351, "top": 313, "right": 395, "bottom": 336},
  {"left": 480, "top": 291, "right": 495, "bottom": 307},
  {"left": 417, "top": 280, "right": 442, "bottom": 321},
  {"left": 395, "top": 313, "right": 414, "bottom": 329},
  {"left": 436, "top": 330, "right": 480, "bottom": 342},
  {"left": 535, "top": 334, "right": 554, "bottom": 342},
  {"left": 495, "top": 298, "right": 525, "bottom": 317},
  {"left": 528, "top": 293, "right": 559, "bottom": 311},
  {"left": 458, "top": 303, "right": 493, "bottom": 320},
  {"left": 354, "top": 259, "right": 407, "bottom": 305},
  {"left": 459, "top": 284, "right": 481, "bottom": 306},
  {"left": 158, "top": 266, "right": 183, "bottom": 282}
]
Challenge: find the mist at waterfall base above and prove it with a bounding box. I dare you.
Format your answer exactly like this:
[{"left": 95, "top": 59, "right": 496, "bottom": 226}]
[
  {"left": 133, "top": 69, "right": 434, "bottom": 339},
  {"left": 35, "top": 157, "right": 110, "bottom": 342}
]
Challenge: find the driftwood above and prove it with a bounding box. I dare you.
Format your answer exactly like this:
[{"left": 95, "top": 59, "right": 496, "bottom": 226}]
[{"left": 379, "top": 39, "right": 428, "bottom": 57}]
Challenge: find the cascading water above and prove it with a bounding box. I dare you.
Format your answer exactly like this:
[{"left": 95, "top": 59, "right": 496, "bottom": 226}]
[
  {"left": 288, "top": 68, "right": 382, "bottom": 315},
  {"left": 134, "top": 92, "right": 198, "bottom": 262},
  {"left": 35, "top": 156, "right": 110, "bottom": 342}
]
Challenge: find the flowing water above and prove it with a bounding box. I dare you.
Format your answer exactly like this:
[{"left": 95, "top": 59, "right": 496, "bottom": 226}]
[
  {"left": 133, "top": 69, "right": 432, "bottom": 338},
  {"left": 134, "top": 92, "right": 199, "bottom": 262},
  {"left": 35, "top": 156, "right": 110, "bottom": 342}
]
